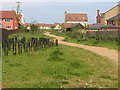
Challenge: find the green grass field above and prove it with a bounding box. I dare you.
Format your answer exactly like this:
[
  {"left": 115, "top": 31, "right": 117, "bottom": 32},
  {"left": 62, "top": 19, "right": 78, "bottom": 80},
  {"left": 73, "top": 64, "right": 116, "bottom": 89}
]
[
  {"left": 50, "top": 31, "right": 119, "bottom": 50},
  {"left": 2, "top": 31, "right": 118, "bottom": 88},
  {"left": 3, "top": 44, "right": 118, "bottom": 88}
]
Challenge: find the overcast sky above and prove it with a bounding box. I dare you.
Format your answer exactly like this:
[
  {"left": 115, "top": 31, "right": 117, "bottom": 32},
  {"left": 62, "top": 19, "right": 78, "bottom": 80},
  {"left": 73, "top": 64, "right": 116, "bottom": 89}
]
[{"left": 1, "top": 1, "right": 119, "bottom": 24}]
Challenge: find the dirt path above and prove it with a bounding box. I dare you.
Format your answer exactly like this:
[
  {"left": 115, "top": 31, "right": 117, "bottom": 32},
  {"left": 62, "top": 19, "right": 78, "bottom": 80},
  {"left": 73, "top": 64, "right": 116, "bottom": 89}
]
[{"left": 44, "top": 32, "right": 118, "bottom": 63}]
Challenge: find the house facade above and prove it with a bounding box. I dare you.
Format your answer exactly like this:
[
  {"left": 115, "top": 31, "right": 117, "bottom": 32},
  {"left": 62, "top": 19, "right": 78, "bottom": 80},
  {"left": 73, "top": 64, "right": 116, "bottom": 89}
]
[
  {"left": 64, "top": 11, "right": 88, "bottom": 27},
  {"left": 0, "top": 11, "right": 18, "bottom": 30},
  {"left": 106, "top": 14, "right": 120, "bottom": 26},
  {"left": 96, "top": 2, "right": 120, "bottom": 27},
  {"left": 0, "top": 11, "right": 25, "bottom": 30},
  {"left": 104, "top": 4, "right": 120, "bottom": 25}
]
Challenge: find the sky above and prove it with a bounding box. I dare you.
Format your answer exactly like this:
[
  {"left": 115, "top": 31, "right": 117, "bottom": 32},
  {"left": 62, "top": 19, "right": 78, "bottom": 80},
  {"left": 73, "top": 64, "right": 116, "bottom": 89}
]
[{"left": 1, "top": 1, "right": 119, "bottom": 24}]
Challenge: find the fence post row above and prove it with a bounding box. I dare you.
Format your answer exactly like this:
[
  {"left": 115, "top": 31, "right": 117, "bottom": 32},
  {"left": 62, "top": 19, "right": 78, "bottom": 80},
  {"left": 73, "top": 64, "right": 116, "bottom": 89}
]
[{"left": 2, "top": 37, "right": 58, "bottom": 56}]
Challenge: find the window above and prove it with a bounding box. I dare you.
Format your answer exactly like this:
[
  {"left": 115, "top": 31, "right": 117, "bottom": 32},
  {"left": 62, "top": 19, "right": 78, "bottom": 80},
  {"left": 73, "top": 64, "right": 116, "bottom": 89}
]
[
  {"left": 75, "top": 17, "right": 78, "bottom": 20},
  {"left": 69, "top": 17, "right": 71, "bottom": 19},
  {"left": 6, "top": 26, "right": 11, "bottom": 29},
  {"left": 5, "top": 19, "right": 10, "bottom": 22}
]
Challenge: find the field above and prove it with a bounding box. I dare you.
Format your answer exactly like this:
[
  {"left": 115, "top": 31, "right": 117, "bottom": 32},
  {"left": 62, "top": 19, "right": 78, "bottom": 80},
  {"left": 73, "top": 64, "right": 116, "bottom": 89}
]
[
  {"left": 50, "top": 30, "right": 119, "bottom": 50},
  {"left": 2, "top": 31, "right": 118, "bottom": 88},
  {"left": 8, "top": 30, "right": 54, "bottom": 40}
]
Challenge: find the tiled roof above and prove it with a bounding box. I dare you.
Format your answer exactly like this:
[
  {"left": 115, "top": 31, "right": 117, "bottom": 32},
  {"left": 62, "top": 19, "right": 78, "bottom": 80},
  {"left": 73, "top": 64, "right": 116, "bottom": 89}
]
[
  {"left": 62, "top": 23, "right": 73, "bottom": 28},
  {"left": 0, "top": 11, "right": 16, "bottom": 18},
  {"left": 24, "top": 23, "right": 33, "bottom": 26},
  {"left": 65, "top": 13, "right": 88, "bottom": 22},
  {"left": 89, "top": 23, "right": 105, "bottom": 29},
  {"left": 37, "top": 23, "right": 54, "bottom": 26}
]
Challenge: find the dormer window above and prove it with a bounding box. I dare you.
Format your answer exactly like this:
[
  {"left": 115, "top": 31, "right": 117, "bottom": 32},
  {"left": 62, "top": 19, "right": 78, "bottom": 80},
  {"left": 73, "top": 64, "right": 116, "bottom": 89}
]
[{"left": 5, "top": 19, "right": 10, "bottom": 22}]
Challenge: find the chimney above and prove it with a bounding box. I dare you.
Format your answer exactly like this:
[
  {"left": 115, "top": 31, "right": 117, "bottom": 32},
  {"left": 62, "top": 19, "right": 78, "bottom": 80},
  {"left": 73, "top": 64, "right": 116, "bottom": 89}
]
[
  {"left": 97, "top": 10, "right": 100, "bottom": 15},
  {"left": 64, "top": 11, "right": 67, "bottom": 15}
]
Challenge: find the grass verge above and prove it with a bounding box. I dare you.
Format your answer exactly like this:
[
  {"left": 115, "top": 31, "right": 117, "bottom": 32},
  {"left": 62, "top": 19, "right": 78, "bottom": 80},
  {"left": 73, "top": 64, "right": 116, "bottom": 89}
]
[{"left": 3, "top": 44, "right": 118, "bottom": 88}]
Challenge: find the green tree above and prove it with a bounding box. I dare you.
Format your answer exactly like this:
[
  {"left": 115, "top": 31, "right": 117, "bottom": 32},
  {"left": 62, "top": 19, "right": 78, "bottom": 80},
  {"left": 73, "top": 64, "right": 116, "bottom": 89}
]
[
  {"left": 19, "top": 25, "right": 28, "bottom": 32},
  {"left": 30, "top": 24, "right": 39, "bottom": 33},
  {"left": 51, "top": 25, "right": 55, "bottom": 30}
]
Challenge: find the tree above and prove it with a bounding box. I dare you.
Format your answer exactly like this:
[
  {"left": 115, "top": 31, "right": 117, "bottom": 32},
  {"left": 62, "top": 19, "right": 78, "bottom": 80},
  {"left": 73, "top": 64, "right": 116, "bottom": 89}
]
[
  {"left": 30, "top": 24, "right": 39, "bottom": 33},
  {"left": 51, "top": 25, "right": 55, "bottom": 30},
  {"left": 19, "top": 25, "right": 28, "bottom": 32}
]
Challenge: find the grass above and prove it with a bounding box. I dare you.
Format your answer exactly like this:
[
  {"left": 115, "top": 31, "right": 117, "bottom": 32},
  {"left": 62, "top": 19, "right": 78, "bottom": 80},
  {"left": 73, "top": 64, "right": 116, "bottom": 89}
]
[
  {"left": 3, "top": 44, "right": 118, "bottom": 88},
  {"left": 8, "top": 30, "right": 54, "bottom": 40},
  {"left": 50, "top": 30, "right": 119, "bottom": 50}
]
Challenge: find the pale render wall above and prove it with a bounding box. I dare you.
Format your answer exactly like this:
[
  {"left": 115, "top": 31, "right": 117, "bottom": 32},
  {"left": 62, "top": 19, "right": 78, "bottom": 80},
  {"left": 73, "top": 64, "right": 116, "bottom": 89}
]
[
  {"left": 104, "top": 5, "right": 120, "bottom": 25},
  {"left": 66, "top": 21, "right": 87, "bottom": 27}
]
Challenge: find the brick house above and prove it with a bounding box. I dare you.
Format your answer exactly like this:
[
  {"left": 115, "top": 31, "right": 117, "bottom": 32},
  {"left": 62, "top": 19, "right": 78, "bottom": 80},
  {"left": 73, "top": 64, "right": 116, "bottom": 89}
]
[
  {"left": 0, "top": 11, "right": 25, "bottom": 30},
  {"left": 64, "top": 11, "right": 88, "bottom": 27}
]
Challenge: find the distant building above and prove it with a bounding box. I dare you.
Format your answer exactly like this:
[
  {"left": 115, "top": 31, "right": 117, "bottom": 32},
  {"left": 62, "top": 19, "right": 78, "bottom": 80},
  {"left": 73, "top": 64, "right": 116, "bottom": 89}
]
[
  {"left": 64, "top": 11, "right": 88, "bottom": 27},
  {"left": 37, "top": 23, "right": 54, "bottom": 29},
  {"left": 0, "top": 11, "right": 25, "bottom": 30}
]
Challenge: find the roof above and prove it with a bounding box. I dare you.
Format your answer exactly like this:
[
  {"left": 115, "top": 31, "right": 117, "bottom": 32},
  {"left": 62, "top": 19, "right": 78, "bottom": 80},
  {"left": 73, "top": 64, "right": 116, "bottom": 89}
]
[
  {"left": 0, "top": 11, "right": 16, "bottom": 18},
  {"left": 100, "top": 13, "right": 104, "bottom": 18},
  {"left": 105, "top": 24, "right": 120, "bottom": 28},
  {"left": 89, "top": 23, "right": 105, "bottom": 29},
  {"left": 105, "top": 4, "right": 120, "bottom": 14},
  {"left": 24, "top": 23, "right": 33, "bottom": 26},
  {"left": 37, "top": 23, "right": 54, "bottom": 26},
  {"left": 62, "top": 23, "right": 73, "bottom": 28},
  {"left": 16, "top": 14, "right": 22, "bottom": 21},
  {"left": 107, "top": 14, "right": 120, "bottom": 21},
  {"left": 65, "top": 13, "right": 88, "bottom": 22}
]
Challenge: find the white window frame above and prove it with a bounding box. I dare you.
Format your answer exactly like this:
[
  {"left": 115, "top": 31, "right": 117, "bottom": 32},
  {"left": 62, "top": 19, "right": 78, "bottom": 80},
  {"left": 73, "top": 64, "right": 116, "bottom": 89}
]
[
  {"left": 5, "top": 19, "right": 10, "bottom": 22},
  {"left": 6, "top": 26, "right": 11, "bottom": 29}
]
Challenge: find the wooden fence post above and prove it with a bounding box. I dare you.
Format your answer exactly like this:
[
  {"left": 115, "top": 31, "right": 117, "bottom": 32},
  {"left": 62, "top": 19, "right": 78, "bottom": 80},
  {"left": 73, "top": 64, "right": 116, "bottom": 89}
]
[{"left": 55, "top": 39, "right": 58, "bottom": 46}]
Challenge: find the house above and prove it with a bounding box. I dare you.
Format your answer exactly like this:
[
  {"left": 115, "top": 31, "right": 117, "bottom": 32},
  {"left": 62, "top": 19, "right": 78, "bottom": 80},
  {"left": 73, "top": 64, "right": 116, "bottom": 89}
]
[
  {"left": 96, "top": 10, "right": 104, "bottom": 24},
  {"left": 97, "top": 2, "right": 120, "bottom": 26},
  {"left": 106, "top": 14, "right": 120, "bottom": 26},
  {"left": 104, "top": 2, "right": 120, "bottom": 25},
  {"left": 0, "top": 11, "right": 18, "bottom": 30},
  {"left": 37, "top": 23, "right": 54, "bottom": 29},
  {"left": 54, "top": 23, "right": 63, "bottom": 30},
  {"left": 88, "top": 23, "right": 105, "bottom": 30},
  {"left": 64, "top": 11, "right": 88, "bottom": 27},
  {"left": 0, "top": 11, "right": 25, "bottom": 30}
]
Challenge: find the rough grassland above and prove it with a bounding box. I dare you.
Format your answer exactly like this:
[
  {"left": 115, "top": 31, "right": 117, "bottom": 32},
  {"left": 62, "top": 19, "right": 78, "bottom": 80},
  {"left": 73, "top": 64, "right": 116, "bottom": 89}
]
[
  {"left": 50, "top": 31, "right": 119, "bottom": 50},
  {"left": 3, "top": 44, "right": 118, "bottom": 88}
]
